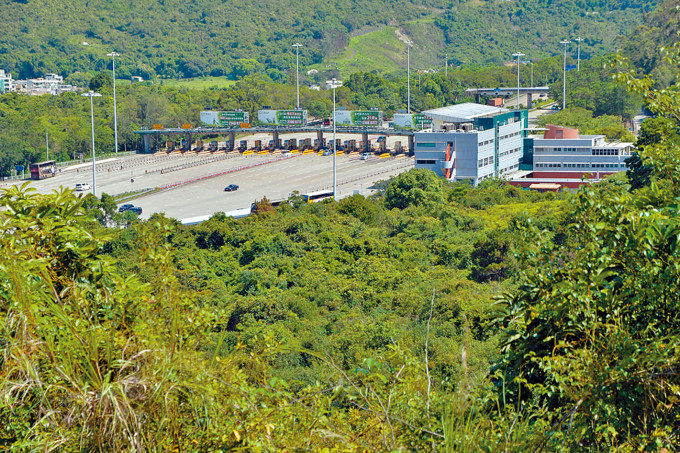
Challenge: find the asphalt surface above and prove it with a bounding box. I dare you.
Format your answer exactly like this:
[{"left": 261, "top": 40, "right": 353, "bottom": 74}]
[{"left": 4, "top": 146, "right": 413, "bottom": 221}]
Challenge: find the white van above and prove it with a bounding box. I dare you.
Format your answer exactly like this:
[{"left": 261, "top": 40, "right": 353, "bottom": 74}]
[{"left": 75, "top": 183, "right": 91, "bottom": 191}]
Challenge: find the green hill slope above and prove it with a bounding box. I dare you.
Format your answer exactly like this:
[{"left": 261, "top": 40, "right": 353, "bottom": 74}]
[{"left": 0, "top": 0, "right": 658, "bottom": 80}]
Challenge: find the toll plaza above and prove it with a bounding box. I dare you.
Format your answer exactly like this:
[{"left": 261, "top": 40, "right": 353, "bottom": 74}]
[{"left": 134, "top": 125, "right": 417, "bottom": 154}]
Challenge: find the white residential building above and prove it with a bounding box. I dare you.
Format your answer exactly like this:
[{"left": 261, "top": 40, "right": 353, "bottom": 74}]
[{"left": 0, "top": 70, "right": 12, "bottom": 93}]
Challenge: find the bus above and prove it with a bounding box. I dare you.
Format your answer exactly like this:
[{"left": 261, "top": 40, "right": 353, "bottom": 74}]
[
  {"left": 30, "top": 160, "right": 57, "bottom": 180},
  {"left": 251, "top": 198, "right": 286, "bottom": 213},
  {"left": 302, "top": 190, "right": 334, "bottom": 203}
]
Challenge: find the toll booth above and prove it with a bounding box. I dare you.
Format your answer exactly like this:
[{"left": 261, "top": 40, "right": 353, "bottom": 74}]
[
  {"left": 348, "top": 139, "right": 357, "bottom": 152},
  {"left": 209, "top": 141, "right": 218, "bottom": 151},
  {"left": 288, "top": 138, "right": 297, "bottom": 150},
  {"left": 283, "top": 139, "right": 289, "bottom": 149},
  {"left": 165, "top": 141, "right": 174, "bottom": 151},
  {"left": 239, "top": 140, "right": 248, "bottom": 151},
  {"left": 379, "top": 141, "right": 387, "bottom": 153},
  {"left": 314, "top": 138, "right": 326, "bottom": 150},
  {"left": 301, "top": 138, "right": 312, "bottom": 150},
  {"left": 254, "top": 140, "right": 262, "bottom": 151},
  {"left": 394, "top": 141, "right": 403, "bottom": 153},
  {"left": 195, "top": 140, "right": 203, "bottom": 151}
]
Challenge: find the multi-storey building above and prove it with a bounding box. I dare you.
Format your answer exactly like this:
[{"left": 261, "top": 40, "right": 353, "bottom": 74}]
[
  {"left": 0, "top": 70, "right": 12, "bottom": 93},
  {"left": 413, "top": 103, "right": 527, "bottom": 185},
  {"left": 530, "top": 124, "right": 633, "bottom": 179}
]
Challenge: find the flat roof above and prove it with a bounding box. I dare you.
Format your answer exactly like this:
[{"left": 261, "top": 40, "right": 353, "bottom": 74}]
[
  {"left": 422, "top": 103, "right": 509, "bottom": 123},
  {"left": 529, "top": 183, "right": 562, "bottom": 189}
]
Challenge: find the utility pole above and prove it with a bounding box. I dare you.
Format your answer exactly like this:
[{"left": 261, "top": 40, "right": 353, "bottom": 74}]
[
  {"left": 512, "top": 52, "right": 525, "bottom": 109},
  {"left": 406, "top": 40, "right": 412, "bottom": 113},
  {"left": 107, "top": 52, "right": 120, "bottom": 153},
  {"left": 560, "top": 40, "right": 570, "bottom": 110},
  {"left": 292, "top": 43, "right": 303, "bottom": 109}
]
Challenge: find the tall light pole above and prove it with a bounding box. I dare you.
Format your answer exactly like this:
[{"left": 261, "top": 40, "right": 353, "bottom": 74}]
[
  {"left": 82, "top": 91, "right": 102, "bottom": 196},
  {"left": 530, "top": 62, "right": 534, "bottom": 88},
  {"left": 107, "top": 52, "right": 120, "bottom": 154},
  {"left": 560, "top": 40, "right": 570, "bottom": 110},
  {"left": 406, "top": 40, "right": 412, "bottom": 113},
  {"left": 292, "top": 43, "right": 303, "bottom": 109},
  {"left": 574, "top": 37, "right": 582, "bottom": 72},
  {"left": 512, "top": 52, "right": 524, "bottom": 109},
  {"left": 332, "top": 78, "right": 337, "bottom": 199}
]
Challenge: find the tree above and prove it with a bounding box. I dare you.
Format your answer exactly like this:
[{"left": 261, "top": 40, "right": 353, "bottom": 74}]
[
  {"left": 384, "top": 168, "right": 445, "bottom": 210},
  {"left": 89, "top": 71, "right": 112, "bottom": 92},
  {"left": 491, "top": 47, "right": 680, "bottom": 451}
]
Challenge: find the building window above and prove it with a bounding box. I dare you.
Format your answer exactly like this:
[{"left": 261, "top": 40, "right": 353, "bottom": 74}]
[
  {"left": 416, "top": 159, "right": 436, "bottom": 165},
  {"left": 417, "top": 143, "right": 436, "bottom": 148}
]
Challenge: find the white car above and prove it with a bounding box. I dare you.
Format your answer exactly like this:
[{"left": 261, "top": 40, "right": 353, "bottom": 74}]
[{"left": 75, "top": 183, "right": 91, "bottom": 191}]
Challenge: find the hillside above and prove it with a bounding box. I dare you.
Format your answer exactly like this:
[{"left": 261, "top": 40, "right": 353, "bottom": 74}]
[
  {"left": 0, "top": 0, "right": 658, "bottom": 80},
  {"left": 623, "top": 0, "right": 680, "bottom": 79}
]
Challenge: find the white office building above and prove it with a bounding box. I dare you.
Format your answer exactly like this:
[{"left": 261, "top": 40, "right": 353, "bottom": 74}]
[
  {"left": 531, "top": 125, "right": 633, "bottom": 179},
  {"left": 414, "top": 103, "right": 527, "bottom": 185}
]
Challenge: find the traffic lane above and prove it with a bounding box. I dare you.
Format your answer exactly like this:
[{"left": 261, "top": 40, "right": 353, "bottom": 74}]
[
  {"left": 133, "top": 154, "right": 412, "bottom": 220},
  {"left": 12, "top": 153, "right": 273, "bottom": 196}
]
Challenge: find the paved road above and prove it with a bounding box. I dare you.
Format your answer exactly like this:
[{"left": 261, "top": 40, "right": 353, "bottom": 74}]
[{"left": 3, "top": 148, "right": 413, "bottom": 221}]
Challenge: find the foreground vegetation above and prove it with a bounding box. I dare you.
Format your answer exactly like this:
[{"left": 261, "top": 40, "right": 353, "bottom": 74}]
[{"left": 2, "top": 46, "right": 680, "bottom": 446}]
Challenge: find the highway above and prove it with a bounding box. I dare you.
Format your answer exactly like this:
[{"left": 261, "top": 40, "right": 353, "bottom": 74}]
[{"left": 3, "top": 148, "right": 414, "bottom": 221}]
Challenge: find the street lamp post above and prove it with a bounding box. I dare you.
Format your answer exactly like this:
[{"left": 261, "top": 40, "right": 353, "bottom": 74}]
[
  {"left": 406, "top": 40, "right": 412, "bottom": 113},
  {"left": 512, "top": 52, "right": 525, "bottom": 109},
  {"left": 530, "top": 62, "right": 534, "bottom": 88},
  {"left": 574, "top": 37, "right": 582, "bottom": 72},
  {"left": 107, "top": 52, "right": 120, "bottom": 153},
  {"left": 293, "top": 43, "right": 303, "bottom": 109},
  {"left": 82, "top": 91, "right": 102, "bottom": 196},
  {"left": 560, "top": 40, "right": 570, "bottom": 110},
  {"left": 332, "top": 78, "right": 337, "bottom": 199}
]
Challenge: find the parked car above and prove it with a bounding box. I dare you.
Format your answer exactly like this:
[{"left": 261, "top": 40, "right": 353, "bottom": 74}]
[
  {"left": 224, "top": 184, "right": 239, "bottom": 192},
  {"left": 128, "top": 206, "right": 142, "bottom": 215},
  {"left": 118, "top": 204, "right": 134, "bottom": 212},
  {"left": 361, "top": 153, "right": 372, "bottom": 160},
  {"left": 75, "top": 183, "right": 91, "bottom": 191}
]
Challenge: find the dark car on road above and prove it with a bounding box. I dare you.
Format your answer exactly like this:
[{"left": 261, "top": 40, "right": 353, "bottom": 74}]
[
  {"left": 118, "top": 204, "right": 134, "bottom": 213},
  {"left": 128, "top": 206, "right": 142, "bottom": 215},
  {"left": 224, "top": 184, "right": 239, "bottom": 192}
]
